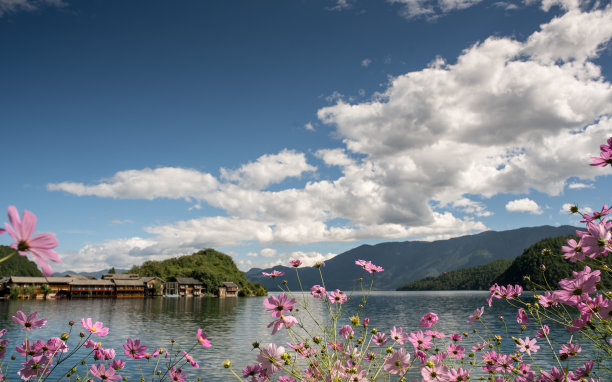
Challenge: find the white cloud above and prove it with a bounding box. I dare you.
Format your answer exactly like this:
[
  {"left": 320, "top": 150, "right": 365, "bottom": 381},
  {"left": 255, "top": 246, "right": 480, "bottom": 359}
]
[
  {"left": 568, "top": 182, "right": 593, "bottom": 189},
  {"left": 0, "top": 0, "right": 65, "bottom": 17},
  {"left": 220, "top": 149, "right": 316, "bottom": 189},
  {"left": 361, "top": 58, "right": 373, "bottom": 67},
  {"left": 506, "top": 198, "right": 543, "bottom": 214},
  {"left": 110, "top": 219, "right": 133, "bottom": 225},
  {"left": 50, "top": 4, "right": 612, "bottom": 272},
  {"left": 304, "top": 122, "right": 315, "bottom": 131},
  {"left": 387, "top": 0, "right": 484, "bottom": 19},
  {"left": 327, "top": 0, "right": 351, "bottom": 11},
  {"left": 47, "top": 167, "right": 220, "bottom": 200}
]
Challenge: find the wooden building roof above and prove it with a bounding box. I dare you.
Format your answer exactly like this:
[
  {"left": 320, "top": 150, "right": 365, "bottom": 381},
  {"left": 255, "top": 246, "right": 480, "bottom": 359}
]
[{"left": 175, "top": 277, "right": 203, "bottom": 285}]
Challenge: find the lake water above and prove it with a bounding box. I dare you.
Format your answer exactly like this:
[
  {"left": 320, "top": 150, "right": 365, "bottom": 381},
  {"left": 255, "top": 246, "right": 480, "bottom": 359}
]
[{"left": 0, "top": 291, "right": 604, "bottom": 381}]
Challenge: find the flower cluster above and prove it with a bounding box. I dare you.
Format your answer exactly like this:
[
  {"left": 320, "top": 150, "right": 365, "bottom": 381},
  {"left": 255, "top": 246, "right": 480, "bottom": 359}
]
[
  {"left": 0, "top": 310, "right": 211, "bottom": 381},
  {"left": 224, "top": 139, "right": 612, "bottom": 381}
]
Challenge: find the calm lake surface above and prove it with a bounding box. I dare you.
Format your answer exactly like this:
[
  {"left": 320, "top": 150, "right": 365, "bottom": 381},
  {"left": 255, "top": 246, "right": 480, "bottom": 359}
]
[{"left": 0, "top": 291, "right": 600, "bottom": 381}]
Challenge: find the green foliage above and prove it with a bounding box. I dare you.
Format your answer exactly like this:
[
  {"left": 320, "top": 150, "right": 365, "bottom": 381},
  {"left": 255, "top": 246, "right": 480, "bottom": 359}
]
[
  {"left": 494, "top": 235, "right": 612, "bottom": 289},
  {"left": 396, "top": 258, "right": 514, "bottom": 290},
  {"left": 108, "top": 267, "right": 116, "bottom": 274},
  {"left": 0, "top": 246, "right": 43, "bottom": 277},
  {"left": 10, "top": 285, "right": 37, "bottom": 299},
  {"left": 129, "top": 248, "right": 267, "bottom": 296},
  {"left": 40, "top": 284, "right": 52, "bottom": 298}
]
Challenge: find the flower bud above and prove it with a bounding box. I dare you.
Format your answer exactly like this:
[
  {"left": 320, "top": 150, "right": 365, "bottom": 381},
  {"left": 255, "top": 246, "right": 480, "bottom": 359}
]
[
  {"left": 540, "top": 264, "right": 546, "bottom": 271},
  {"left": 252, "top": 341, "right": 260, "bottom": 349},
  {"left": 569, "top": 205, "right": 579, "bottom": 214},
  {"left": 79, "top": 332, "right": 85, "bottom": 338},
  {"left": 61, "top": 332, "right": 70, "bottom": 341},
  {"left": 385, "top": 347, "right": 393, "bottom": 354},
  {"left": 350, "top": 316, "right": 359, "bottom": 326},
  {"left": 370, "top": 328, "right": 377, "bottom": 334},
  {"left": 69, "top": 320, "right": 75, "bottom": 326}
]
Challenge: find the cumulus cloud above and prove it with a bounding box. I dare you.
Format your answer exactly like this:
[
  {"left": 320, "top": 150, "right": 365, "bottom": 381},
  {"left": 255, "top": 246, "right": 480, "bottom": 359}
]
[
  {"left": 387, "top": 0, "right": 484, "bottom": 19},
  {"left": 327, "top": 0, "right": 351, "bottom": 11},
  {"left": 568, "top": 182, "right": 593, "bottom": 189},
  {"left": 220, "top": 149, "right": 316, "bottom": 189},
  {"left": 0, "top": 0, "right": 65, "bottom": 17},
  {"left": 304, "top": 122, "right": 315, "bottom": 131},
  {"left": 506, "top": 198, "right": 543, "bottom": 214},
  {"left": 48, "top": 167, "right": 220, "bottom": 200},
  {"left": 50, "top": 3, "right": 612, "bottom": 272}
]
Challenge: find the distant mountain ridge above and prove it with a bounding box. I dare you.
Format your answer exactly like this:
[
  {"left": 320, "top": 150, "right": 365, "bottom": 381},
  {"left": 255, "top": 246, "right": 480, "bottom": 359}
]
[
  {"left": 54, "top": 269, "right": 131, "bottom": 279},
  {"left": 246, "top": 225, "right": 581, "bottom": 291}
]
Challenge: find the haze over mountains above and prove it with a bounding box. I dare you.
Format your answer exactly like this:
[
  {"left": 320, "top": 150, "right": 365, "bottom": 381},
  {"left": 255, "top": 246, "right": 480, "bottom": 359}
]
[{"left": 246, "top": 225, "right": 580, "bottom": 291}]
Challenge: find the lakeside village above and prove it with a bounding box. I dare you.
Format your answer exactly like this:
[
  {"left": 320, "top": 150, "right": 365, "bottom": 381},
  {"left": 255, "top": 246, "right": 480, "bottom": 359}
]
[{"left": 0, "top": 273, "right": 240, "bottom": 299}]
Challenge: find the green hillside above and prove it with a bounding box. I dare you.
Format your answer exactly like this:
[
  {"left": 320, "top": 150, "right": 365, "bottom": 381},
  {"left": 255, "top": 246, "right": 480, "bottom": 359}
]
[
  {"left": 494, "top": 235, "right": 612, "bottom": 289},
  {"left": 396, "top": 235, "right": 612, "bottom": 291},
  {"left": 0, "top": 245, "right": 43, "bottom": 277},
  {"left": 396, "top": 258, "right": 514, "bottom": 290},
  {"left": 129, "top": 248, "right": 267, "bottom": 296}
]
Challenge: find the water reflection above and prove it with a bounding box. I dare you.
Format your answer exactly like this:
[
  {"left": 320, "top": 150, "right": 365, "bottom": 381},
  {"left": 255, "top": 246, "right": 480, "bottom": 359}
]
[{"left": 0, "top": 292, "right": 606, "bottom": 381}]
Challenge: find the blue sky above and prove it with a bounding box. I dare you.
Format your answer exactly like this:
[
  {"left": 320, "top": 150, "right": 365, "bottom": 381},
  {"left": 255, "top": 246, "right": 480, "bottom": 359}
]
[{"left": 1, "top": 0, "right": 611, "bottom": 274}]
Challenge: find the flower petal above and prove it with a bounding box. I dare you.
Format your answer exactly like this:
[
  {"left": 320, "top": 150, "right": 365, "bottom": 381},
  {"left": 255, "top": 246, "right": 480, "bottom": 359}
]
[
  {"left": 7, "top": 206, "right": 22, "bottom": 239},
  {"left": 20, "top": 210, "right": 37, "bottom": 242},
  {"left": 29, "top": 233, "right": 59, "bottom": 250}
]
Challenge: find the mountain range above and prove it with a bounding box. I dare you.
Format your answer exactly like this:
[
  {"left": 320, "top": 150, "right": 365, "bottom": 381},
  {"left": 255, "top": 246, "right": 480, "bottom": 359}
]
[{"left": 246, "top": 225, "right": 581, "bottom": 291}]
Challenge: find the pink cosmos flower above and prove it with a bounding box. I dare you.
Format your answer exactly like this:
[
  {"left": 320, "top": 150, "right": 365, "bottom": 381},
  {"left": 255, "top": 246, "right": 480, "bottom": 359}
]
[
  {"left": 267, "top": 315, "right": 298, "bottom": 335},
  {"left": 168, "top": 366, "right": 186, "bottom": 382},
  {"left": 329, "top": 289, "right": 347, "bottom": 304},
  {"left": 516, "top": 308, "right": 529, "bottom": 324},
  {"left": 560, "top": 342, "right": 581, "bottom": 358},
  {"left": 90, "top": 363, "right": 121, "bottom": 381},
  {"left": 449, "top": 333, "right": 462, "bottom": 342},
  {"left": 554, "top": 266, "right": 600, "bottom": 306},
  {"left": 446, "top": 343, "right": 465, "bottom": 359},
  {"left": 364, "top": 262, "right": 384, "bottom": 273},
  {"left": 420, "top": 312, "right": 438, "bottom": 328},
  {"left": 590, "top": 141, "right": 612, "bottom": 167},
  {"left": 562, "top": 238, "right": 585, "bottom": 262},
  {"left": 263, "top": 293, "right": 296, "bottom": 317},
  {"left": 123, "top": 337, "right": 147, "bottom": 360},
  {"left": 262, "top": 270, "right": 285, "bottom": 278},
  {"left": 4, "top": 206, "right": 60, "bottom": 276},
  {"left": 389, "top": 326, "right": 408, "bottom": 345},
  {"left": 383, "top": 347, "right": 410, "bottom": 375},
  {"left": 536, "top": 325, "right": 550, "bottom": 338},
  {"left": 516, "top": 337, "right": 539, "bottom": 355},
  {"left": 181, "top": 350, "right": 199, "bottom": 368},
  {"left": 467, "top": 306, "right": 484, "bottom": 324},
  {"left": 289, "top": 259, "right": 302, "bottom": 267},
  {"left": 448, "top": 368, "right": 470, "bottom": 382},
  {"left": 18, "top": 355, "right": 52, "bottom": 380},
  {"left": 45, "top": 337, "right": 68, "bottom": 355},
  {"left": 12, "top": 311, "right": 46, "bottom": 331},
  {"left": 408, "top": 330, "right": 432, "bottom": 350},
  {"left": 242, "top": 364, "right": 264, "bottom": 381},
  {"left": 310, "top": 285, "right": 326, "bottom": 299},
  {"left": 339, "top": 325, "right": 353, "bottom": 339},
  {"left": 421, "top": 361, "right": 449, "bottom": 382},
  {"left": 372, "top": 332, "right": 388, "bottom": 346},
  {"left": 110, "top": 359, "right": 125, "bottom": 370},
  {"left": 81, "top": 318, "right": 109, "bottom": 337},
  {"left": 537, "top": 291, "right": 559, "bottom": 307},
  {"left": 581, "top": 204, "right": 612, "bottom": 222},
  {"left": 581, "top": 219, "right": 612, "bottom": 258},
  {"left": 256, "top": 343, "right": 285, "bottom": 375},
  {"left": 196, "top": 328, "right": 211, "bottom": 348}
]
